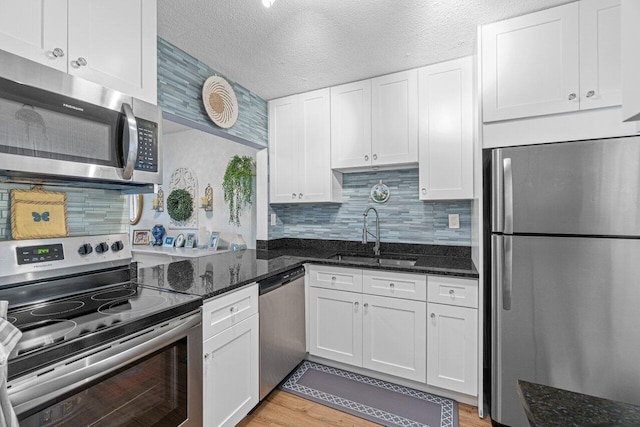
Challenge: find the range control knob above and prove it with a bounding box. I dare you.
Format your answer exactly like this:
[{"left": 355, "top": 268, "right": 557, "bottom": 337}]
[
  {"left": 95, "top": 242, "right": 109, "bottom": 254},
  {"left": 111, "top": 240, "right": 124, "bottom": 252},
  {"left": 78, "top": 243, "right": 93, "bottom": 255}
]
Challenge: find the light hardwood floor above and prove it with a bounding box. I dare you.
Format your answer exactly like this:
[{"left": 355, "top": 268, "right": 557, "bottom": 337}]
[{"left": 238, "top": 390, "right": 492, "bottom": 427}]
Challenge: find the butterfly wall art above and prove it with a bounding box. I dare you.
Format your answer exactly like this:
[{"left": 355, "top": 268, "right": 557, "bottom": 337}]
[{"left": 32, "top": 212, "right": 50, "bottom": 222}]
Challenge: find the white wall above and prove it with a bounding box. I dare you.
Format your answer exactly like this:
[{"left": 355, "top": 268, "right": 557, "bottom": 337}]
[{"left": 135, "top": 128, "right": 258, "bottom": 248}]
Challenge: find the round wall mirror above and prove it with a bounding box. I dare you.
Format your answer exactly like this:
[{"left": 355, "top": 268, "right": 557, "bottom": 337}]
[{"left": 129, "top": 194, "right": 143, "bottom": 225}]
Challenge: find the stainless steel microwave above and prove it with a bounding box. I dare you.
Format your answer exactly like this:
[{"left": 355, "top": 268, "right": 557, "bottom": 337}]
[{"left": 0, "top": 49, "right": 162, "bottom": 193}]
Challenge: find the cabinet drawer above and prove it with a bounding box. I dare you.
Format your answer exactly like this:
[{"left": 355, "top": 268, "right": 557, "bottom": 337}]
[
  {"left": 308, "top": 265, "right": 363, "bottom": 292},
  {"left": 202, "top": 284, "right": 258, "bottom": 340},
  {"left": 427, "top": 276, "right": 478, "bottom": 308},
  {"left": 363, "top": 269, "right": 426, "bottom": 301}
]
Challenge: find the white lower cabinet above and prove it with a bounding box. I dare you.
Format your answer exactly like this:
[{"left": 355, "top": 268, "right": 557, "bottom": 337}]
[
  {"left": 202, "top": 285, "right": 259, "bottom": 427},
  {"left": 362, "top": 294, "right": 426, "bottom": 382},
  {"left": 308, "top": 267, "right": 427, "bottom": 383},
  {"left": 309, "top": 287, "right": 363, "bottom": 366},
  {"left": 426, "top": 302, "right": 477, "bottom": 395}
]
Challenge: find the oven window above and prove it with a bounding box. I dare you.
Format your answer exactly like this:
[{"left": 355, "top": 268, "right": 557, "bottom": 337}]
[{"left": 19, "top": 338, "right": 188, "bottom": 427}]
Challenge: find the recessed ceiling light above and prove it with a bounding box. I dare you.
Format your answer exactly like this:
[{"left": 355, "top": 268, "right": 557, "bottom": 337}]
[{"left": 262, "top": 0, "right": 275, "bottom": 8}]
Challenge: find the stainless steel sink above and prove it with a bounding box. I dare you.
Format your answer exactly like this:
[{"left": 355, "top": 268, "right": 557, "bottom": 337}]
[{"left": 330, "top": 254, "right": 417, "bottom": 267}]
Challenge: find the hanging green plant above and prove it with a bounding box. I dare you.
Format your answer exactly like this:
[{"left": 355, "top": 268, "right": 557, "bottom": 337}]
[
  {"left": 166, "top": 189, "right": 194, "bottom": 222},
  {"left": 223, "top": 155, "right": 254, "bottom": 227}
]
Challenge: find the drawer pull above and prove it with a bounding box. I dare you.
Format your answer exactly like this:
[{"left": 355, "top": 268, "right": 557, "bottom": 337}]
[
  {"left": 430, "top": 313, "right": 436, "bottom": 319},
  {"left": 331, "top": 276, "right": 337, "bottom": 281},
  {"left": 389, "top": 283, "right": 395, "bottom": 289},
  {"left": 449, "top": 289, "right": 455, "bottom": 295},
  {"left": 230, "top": 306, "right": 238, "bottom": 313}
]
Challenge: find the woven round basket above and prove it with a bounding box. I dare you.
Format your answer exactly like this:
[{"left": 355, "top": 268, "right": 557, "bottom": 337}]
[{"left": 202, "top": 75, "right": 239, "bottom": 129}]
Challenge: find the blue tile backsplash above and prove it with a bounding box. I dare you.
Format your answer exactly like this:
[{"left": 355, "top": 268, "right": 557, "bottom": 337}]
[
  {"left": 0, "top": 182, "right": 129, "bottom": 240},
  {"left": 157, "top": 37, "right": 268, "bottom": 148},
  {"left": 268, "top": 169, "right": 471, "bottom": 246}
]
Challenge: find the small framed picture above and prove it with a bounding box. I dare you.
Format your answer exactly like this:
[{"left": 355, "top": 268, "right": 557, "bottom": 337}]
[
  {"left": 132, "top": 230, "right": 150, "bottom": 246},
  {"left": 185, "top": 233, "right": 196, "bottom": 248},
  {"left": 175, "top": 233, "right": 185, "bottom": 248},
  {"left": 163, "top": 236, "right": 175, "bottom": 247},
  {"left": 209, "top": 231, "right": 220, "bottom": 250}
]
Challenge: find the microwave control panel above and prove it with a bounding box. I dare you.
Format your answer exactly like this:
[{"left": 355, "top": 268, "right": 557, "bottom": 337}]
[{"left": 135, "top": 118, "right": 158, "bottom": 172}]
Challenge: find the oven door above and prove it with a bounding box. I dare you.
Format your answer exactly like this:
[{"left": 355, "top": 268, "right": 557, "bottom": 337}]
[{"left": 8, "top": 311, "right": 202, "bottom": 427}]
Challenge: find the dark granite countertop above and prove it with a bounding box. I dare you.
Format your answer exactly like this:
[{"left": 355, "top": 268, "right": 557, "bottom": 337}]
[
  {"left": 135, "top": 241, "right": 478, "bottom": 300},
  {"left": 517, "top": 380, "right": 640, "bottom": 427}
]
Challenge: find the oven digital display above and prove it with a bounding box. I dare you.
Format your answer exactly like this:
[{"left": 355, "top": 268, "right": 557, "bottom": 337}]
[{"left": 16, "top": 244, "right": 64, "bottom": 265}]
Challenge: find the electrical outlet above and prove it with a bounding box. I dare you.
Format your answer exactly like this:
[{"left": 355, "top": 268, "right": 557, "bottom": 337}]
[
  {"left": 448, "top": 214, "right": 460, "bottom": 229},
  {"left": 270, "top": 213, "right": 277, "bottom": 226}
]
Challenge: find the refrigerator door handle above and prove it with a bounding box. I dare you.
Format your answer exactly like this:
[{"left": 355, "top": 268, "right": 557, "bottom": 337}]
[
  {"left": 504, "top": 158, "right": 513, "bottom": 234},
  {"left": 492, "top": 149, "right": 504, "bottom": 232},
  {"left": 503, "top": 235, "right": 513, "bottom": 310}
]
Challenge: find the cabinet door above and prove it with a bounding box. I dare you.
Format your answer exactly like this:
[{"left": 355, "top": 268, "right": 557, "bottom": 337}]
[
  {"left": 203, "top": 315, "right": 259, "bottom": 427},
  {"left": 371, "top": 70, "right": 418, "bottom": 167},
  {"left": 622, "top": 0, "right": 640, "bottom": 121},
  {"left": 309, "top": 287, "right": 362, "bottom": 367},
  {"left": 579, "top": 0, "right": 621, "bottom": 110},
  {"left": 269, "top": 95, "right": 300, "bottom": 203},
  {"left": 299, "top": 88, "right": 334, "bottom": 202},
  {"left": 427, "top": 303, "right": 477, "bottom": 396},
  {"left": 362, "top": 295, "right": 426, "bottom": 382},
  {"left": 67, "top": 0, "right": 157, "bottom": 103},
  {"left": 482, "top": 3, "right": 580, "bottom": 122},
  {"left": 331, "top": 80, "right": 372, "bottom": 169},
  {"left": 0, "top": 0, "right": 67, "bottom": 72},
  {"left": 418, "top": 57, "right": 473, "bottom": 200}
]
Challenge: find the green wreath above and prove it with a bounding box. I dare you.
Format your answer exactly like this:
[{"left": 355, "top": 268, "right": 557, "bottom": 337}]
[{"left": 167, "top": 189, "right": 193, "bottom": 222}]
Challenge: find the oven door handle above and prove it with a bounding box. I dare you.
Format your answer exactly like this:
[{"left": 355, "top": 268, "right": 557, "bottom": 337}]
[
  {"left": 121, "top": 102, "right": 138, "bottom": 180},
  {"left": 10, "top": 312, "right": 201, "bottom": 414}
]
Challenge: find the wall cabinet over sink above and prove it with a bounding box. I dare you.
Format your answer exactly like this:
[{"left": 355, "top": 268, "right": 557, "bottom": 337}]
[
  {"left": 0, "top": 0, "right": 158, "bottom": 104},
  {"left": 269, "top": 88, "right": 343, "bottom": 204},
  {"left": 482, "top": 0, "right": 621, "bottom": 123},
  {"left": 331, "top": 70, "right": 418, "bottom": 171}
]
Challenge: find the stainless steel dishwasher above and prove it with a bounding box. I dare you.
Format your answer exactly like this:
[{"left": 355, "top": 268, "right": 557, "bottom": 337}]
[{"left": 258, "top": 266, "right": 306, "bottom": 400}]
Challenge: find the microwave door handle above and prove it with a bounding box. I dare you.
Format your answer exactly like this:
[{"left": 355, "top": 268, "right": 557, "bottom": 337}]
[{"left": 121, "top": 103, "right": 138, "bottom": 180}]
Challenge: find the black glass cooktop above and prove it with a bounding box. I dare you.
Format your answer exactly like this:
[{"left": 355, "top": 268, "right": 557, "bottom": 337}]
[{"left": 7, "top": 282, "right": 201, "bottom": 380}]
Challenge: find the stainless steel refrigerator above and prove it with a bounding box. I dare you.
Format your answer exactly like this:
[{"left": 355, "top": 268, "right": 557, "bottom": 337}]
[{"left": 490, "top": 136, "right": 640, "bottom": 427}]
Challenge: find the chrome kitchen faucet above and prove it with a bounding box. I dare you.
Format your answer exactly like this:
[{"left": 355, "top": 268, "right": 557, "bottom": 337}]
[{"left": 362, "top": 207, "right": 381, "bottom": 256}]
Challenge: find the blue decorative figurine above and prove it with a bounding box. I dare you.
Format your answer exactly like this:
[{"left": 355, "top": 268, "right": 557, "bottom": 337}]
[{"left": 151, "top": 224, "right": 166, "bottom": 246}]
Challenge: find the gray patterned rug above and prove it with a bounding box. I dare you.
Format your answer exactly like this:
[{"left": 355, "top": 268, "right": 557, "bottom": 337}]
[{"left": 280, "top": 361, "right": 458, "bottom": 427}]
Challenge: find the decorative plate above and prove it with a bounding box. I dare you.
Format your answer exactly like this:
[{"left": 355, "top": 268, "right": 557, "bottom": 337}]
[
  {"left": 370, "top": 181, "right": 390, "bottom": 203},
  {"left": 202, "top": 75, "right": 239, "bottom": 129},
  {"left": 175, "top": 233, "right": 185, "bottom": 248}
]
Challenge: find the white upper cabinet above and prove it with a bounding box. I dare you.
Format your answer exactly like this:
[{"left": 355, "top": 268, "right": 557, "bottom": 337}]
[
  {"left": 331, "top": 80, "right": 372, "bottom": 169},
  {"left": 269, "top": 89, "right": 342, "bottom": 204},
  {"left": 371, "top": 70, "right": 418, "bottom": 167},
  {"left": 482, "top": 2, "right": 580, "bottom": 122},
  {"left": 622, "top": 0, "right": 640, "bottom": 121},
  {"left": 0, "top": 0, "right": 68, "bottom": 72},
  {"left": 67, "top": 0, "right": 157, "bottom": 104},
  {"left": 0, "top": 0, "right": 157, "bottom": 104},
  {"left": 418, "top": 57, "right": 473, "bottom": 200},
  {"left": 579, "top": 0, "right": 621, "bottom": 110},
  {"left": 331, "top": 70, "right": 418, "bottom": 171},
  {"left": 482, "top": 0, "right": 621, "bottom": 123}
]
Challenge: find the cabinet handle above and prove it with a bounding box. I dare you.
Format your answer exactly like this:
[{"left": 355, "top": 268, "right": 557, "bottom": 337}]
[
  {"left": 568, "top": 93, "right": 577, "bottom": 101},
  {"left": 430, "top": 313, "right": 436, "bottom": 319},
  {"left": 72, "top": 57, "right": 88, "bottom": 67},
  {"left": 230, "top": 306, "right": 237, "bottom": 313},
  {"left": 354, "top": 301, "right": 359, "bottom": 312},
  {"left": 449, "top": 289, "right": 455, "bottom": 295},
  {"left": 364, "top": 302, "right": 369, "bottom": 314},
  {"left": 291, "top": 193, "right": 296, "bottom": 199},
  {"left": 389, "top": 283, "right": 395, "bottom": 289},
  {"left": 421, "top": 188, "right": 426, "bottom": 195},
  {"left": 52, "top": 48, "right": 65, "bottom": 58},
  {"left": 364, "top": 155, "right": 369, "bottom": 161},
  {"left": 331, "top": 276, "right": 337, "bottom": 281},
  {"left": 586, "top": 90, "right": 595, "bottom": 98},
  {"left": 298, "top": 193, "right": 303, "bottom": 199},
  {"left": 372, "top": 154, "right": 377, "bottom": 161}
]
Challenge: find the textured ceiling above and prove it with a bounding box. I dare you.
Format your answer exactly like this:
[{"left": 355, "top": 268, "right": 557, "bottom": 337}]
[{"left": 158, "top": 0, "right": 572, "bottom": 100}]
